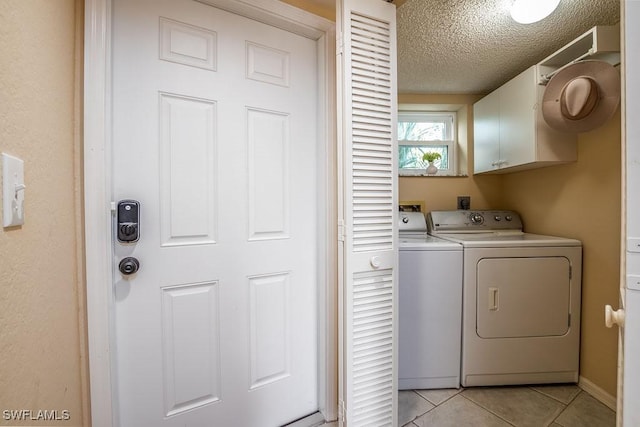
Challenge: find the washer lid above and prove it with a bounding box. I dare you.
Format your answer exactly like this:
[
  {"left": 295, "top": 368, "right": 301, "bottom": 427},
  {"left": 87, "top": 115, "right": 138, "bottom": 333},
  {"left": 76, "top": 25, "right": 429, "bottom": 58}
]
[{"left": 399, "top": 235, "right": 462, "bottom": 250}]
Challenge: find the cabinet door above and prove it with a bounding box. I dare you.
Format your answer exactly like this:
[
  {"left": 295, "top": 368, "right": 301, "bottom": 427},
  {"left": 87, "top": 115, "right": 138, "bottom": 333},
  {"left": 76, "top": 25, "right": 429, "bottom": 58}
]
[
  {"left": 499, "top": 66, "right": 537, "bottom": 168},
  {"left": 473, "top": 89, "right": 500, "bottom": 173}
]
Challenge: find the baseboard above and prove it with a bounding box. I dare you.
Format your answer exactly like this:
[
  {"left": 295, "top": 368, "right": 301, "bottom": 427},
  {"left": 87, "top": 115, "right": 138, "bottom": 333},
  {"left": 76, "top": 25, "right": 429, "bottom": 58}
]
[{"left": 579, "top": 376, "right": 617, "bottom": 411}]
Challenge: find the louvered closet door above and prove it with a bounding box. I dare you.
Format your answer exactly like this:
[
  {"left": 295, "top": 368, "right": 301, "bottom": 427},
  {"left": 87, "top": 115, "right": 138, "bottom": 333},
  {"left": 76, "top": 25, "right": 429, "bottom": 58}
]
[{"left": 337, "top": 0, "right": 398, "bottom": 425}]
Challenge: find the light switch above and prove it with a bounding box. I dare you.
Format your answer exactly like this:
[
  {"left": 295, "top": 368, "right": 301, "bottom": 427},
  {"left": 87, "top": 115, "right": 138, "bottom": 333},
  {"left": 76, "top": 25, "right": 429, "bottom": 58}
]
[{"left": 2, "top": 153, "right": 25, "bottom": 227}]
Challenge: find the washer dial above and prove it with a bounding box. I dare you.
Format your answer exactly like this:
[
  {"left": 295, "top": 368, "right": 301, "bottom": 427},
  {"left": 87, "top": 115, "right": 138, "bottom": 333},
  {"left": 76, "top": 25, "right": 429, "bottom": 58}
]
[{"left": 470, "top": 212, "right": 484, "bottom": 225}]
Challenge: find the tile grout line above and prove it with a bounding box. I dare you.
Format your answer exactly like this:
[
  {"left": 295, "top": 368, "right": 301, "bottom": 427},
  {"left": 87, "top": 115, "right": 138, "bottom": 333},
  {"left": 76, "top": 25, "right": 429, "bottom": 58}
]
[
  {"left": 403, "top": 390, "right": 438, "bottom": 425},
  {"left": 458, "top": 392, "right": 517, "bottom": 426},
  {"left": 548, "top": 389, "right": 583, "bottom": 426},
  {"left": 528, "top": 384, "right": 582, "bottom": 405},
  {"left": 416, "top": 388, "right": 464, "bottom": 407},
  {"left": 406, "top": 388, "right": 474, "bottom": 425},
  {"left": 527, "top": 385, "right": 571, "bottom": 426},
  {"left": 566, "top": 389, "right": 583, "bottom": 405}
]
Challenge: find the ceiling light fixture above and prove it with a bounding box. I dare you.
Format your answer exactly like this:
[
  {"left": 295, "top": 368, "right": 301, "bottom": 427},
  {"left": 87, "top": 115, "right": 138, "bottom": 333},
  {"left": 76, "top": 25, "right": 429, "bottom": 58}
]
[{"left": 510, "top": 0, "right": 561, "bottom": 24}]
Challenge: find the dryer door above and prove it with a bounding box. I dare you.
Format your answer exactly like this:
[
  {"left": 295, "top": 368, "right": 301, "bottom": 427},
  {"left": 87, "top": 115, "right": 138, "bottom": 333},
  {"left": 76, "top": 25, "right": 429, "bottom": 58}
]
[{"left": 477, "top": 256, "right": 571, "bottom": 338}]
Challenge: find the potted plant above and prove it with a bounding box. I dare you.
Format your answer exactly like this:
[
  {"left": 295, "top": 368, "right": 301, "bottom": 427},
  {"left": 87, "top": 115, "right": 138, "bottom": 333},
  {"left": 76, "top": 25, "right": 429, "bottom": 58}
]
[{"left": 422, "top": 151, "right": 441, "bottom": 175}]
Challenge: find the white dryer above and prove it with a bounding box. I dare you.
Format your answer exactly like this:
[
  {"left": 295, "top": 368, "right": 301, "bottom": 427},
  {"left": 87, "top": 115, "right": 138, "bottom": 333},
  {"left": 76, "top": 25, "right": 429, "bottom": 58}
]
[
  {"left": 398, "top": 212, "right": 463, "bottom": 389},
  {"left": 427, "top": 210, "right": 582, "bottom": 387}
]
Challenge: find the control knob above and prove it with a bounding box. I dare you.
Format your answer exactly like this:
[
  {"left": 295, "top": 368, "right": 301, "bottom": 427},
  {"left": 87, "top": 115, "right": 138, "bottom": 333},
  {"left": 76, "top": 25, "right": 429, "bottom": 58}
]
[{"left": 470, "top": 213, "right": 484, "bottom": 225}]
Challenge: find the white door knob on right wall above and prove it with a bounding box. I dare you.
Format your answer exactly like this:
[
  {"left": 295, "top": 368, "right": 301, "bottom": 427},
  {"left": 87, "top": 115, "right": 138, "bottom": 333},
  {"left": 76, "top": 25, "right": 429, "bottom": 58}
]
[{"left": 605, "top": 305, "right": 625, "bottom": 328}]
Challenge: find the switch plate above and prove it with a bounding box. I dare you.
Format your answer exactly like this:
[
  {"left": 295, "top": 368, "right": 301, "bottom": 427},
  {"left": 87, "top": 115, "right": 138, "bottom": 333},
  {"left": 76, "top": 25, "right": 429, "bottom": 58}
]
[
  {"left": 2, "top": 153, "right": 25, "bottom": 227},
  {"left": 628, "top": 275, "right": 640, "bottom": 291},
  {"left": 628, "top": 238, "right": 640, "bottom": 253}
]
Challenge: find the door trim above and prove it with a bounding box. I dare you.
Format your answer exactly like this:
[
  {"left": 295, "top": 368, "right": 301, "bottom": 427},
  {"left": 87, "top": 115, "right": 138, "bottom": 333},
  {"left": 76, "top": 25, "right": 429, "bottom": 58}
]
[{"left": 83, "top": 1, "right": 337, "bottom": 425}]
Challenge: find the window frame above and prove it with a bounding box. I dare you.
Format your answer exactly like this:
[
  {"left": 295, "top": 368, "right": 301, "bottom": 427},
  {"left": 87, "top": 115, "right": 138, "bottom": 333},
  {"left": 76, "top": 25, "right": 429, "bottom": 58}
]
[{"left": 398, "top": 111, "right": 457, "bottom": 176}]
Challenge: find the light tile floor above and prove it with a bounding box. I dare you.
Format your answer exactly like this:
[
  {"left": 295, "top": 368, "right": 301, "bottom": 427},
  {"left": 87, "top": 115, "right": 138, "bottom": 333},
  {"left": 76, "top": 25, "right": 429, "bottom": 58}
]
[
  {"left": 400, "top": 384, "right": 615, "bottom": 427},
  {"left": 317, "top": 384, "right": 614, "bottom": 426}
]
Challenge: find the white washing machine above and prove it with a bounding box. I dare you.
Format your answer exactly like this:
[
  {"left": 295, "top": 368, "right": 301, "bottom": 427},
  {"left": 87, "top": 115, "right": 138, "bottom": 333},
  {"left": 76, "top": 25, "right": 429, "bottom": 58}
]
[
  {"left": 427, "top": 210, "right": 582, "bottom": 387},
  {"left": 398, "top": 212, "right": 463, "bottom": 389}
]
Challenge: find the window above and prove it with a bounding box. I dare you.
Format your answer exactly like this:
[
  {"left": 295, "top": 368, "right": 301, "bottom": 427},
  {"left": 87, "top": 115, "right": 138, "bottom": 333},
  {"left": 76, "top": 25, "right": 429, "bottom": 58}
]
[{"left": 398, "top": 112, "right": 457, "bottom": 176}]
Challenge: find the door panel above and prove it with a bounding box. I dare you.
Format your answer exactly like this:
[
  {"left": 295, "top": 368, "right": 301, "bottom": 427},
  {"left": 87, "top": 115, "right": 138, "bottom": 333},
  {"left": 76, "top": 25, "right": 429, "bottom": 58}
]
[
  {"left": 476, "top": 257, "right": 570, "bottom": 338},
  {"left": 112, "top": 0, "right": 318, "bottom": 425},
  {"left": 161, "top": 281, "right": 221, "bottom": 416},
  {"left": 624, "top": 1, "right": 640, "bottom": 424},
  {"left": 247, "top": 108, "right": 290, "bottom": 240},
  {"left": 337, "top": 0, "right": 398, "bottom": 425},
  {"left": 159, "top": 93, "right": 218, "bottom": 246}
]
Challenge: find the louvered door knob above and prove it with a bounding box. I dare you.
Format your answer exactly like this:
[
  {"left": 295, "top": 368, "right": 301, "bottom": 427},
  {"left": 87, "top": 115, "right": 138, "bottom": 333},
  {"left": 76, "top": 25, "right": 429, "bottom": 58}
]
[{"left": 370, "top": 256, "right": 381, "bottom": 269}]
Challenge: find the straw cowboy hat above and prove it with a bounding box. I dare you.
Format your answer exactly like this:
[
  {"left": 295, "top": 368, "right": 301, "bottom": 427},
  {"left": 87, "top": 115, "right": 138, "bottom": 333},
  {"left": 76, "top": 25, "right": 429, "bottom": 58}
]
[{"left": 542, "top": 60, "right": 620, "bottom": 133}]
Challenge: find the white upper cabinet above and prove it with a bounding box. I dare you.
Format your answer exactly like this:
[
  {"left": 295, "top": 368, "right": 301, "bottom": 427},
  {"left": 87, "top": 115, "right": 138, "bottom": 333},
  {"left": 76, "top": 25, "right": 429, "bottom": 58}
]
[
  {"left": 473, "top": 89, "right": 500, "bottom": 174},
  {"left": 473, "top": 65, "right": 577, "bottom": 174}
]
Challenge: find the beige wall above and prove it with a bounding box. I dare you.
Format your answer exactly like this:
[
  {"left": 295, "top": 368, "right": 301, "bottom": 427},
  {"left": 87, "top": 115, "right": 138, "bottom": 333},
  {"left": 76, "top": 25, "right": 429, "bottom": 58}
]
[
  {"left": 281, "top": 0, "right": 335, "bottom": 20},
  {"left": 0, "top": 1, "right": 89, "bottom": 426},
  {"left": 502, "top": 109, "right": 622, "bottom": 397},
  {"left": 399, "top": 90, "right": 622, "bottom": 398},
  {"left": 398, "top": 94, "right": 504, "bottom": 211}
]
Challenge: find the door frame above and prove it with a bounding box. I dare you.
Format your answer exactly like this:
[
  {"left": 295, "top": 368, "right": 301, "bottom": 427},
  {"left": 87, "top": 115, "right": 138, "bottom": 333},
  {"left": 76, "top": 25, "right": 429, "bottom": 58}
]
[{"left": 83, "top": 1, "right": 337, "bottom": 425}]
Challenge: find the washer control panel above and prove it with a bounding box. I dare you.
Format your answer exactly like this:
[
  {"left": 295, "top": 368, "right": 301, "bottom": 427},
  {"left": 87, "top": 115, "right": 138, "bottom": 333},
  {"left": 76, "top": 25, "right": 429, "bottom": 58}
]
[
  {"left": 399, "top": 211, "right": 428, "bottom": 232},
  {"left": 427, "top": 210, "right": 523, "bottom": 233}
]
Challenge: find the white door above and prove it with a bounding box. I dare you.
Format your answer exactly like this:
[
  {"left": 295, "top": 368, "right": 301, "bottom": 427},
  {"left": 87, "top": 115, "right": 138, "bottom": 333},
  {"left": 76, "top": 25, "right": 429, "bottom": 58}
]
[
  {"left": 112, "top": 0, "right": 319, "bottom": 425},
  {"left": 337, "top": 0, "right": 398, "bottom": 425},
  {"left": 621, "top": 1, "right": 640, "bottom": 425}
]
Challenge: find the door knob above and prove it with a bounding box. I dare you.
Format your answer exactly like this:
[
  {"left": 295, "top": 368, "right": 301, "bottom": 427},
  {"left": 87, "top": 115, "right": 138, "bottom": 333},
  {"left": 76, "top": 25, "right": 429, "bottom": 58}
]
[
  {"left": 604, "top": 304, "right": 625, "bottom": 328},
  {"left": 370, "top": 256, "right": 381, "bottom": 269},
  {"left": 119, "top": 257, "right": 140, "bottom": 276}
]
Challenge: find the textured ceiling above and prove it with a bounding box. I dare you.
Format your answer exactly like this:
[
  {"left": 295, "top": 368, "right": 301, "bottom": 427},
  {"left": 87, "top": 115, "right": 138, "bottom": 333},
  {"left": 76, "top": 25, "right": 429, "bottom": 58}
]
[
  {"left": 397, "top": 0, "right": 620, "bottom": 94},
  {"left": 286, "top": 0, "right": 620, "bottom": 94}
]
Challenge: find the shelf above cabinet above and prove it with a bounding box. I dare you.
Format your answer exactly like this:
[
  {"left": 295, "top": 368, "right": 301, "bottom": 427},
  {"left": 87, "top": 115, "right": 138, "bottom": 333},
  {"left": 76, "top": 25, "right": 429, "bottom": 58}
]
[
  {"left": 537, "top": 24, "right": 620, "bottom": 85},
  {"left": 472, "top": 25, "right": 618, "bottom": 175}
]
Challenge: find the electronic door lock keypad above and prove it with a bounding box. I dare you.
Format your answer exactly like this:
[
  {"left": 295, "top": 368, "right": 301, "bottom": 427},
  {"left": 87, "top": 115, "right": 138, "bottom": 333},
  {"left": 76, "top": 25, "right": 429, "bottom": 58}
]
[{"left": 117, "top": 200, "right": 140, "bottom": 243}]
